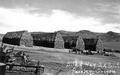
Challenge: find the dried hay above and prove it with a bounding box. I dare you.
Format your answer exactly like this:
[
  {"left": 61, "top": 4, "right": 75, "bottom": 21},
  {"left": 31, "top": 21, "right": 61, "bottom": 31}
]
[
  {"left": 54, "top": 33, "right": 64, "bottom": 49},
  {"left": 62, "top": 36, "right": 78, "bottom": 49},
  {"left": 32, "top": 32, "right": 64, "bottom": 49},
  {"left": 96, "top": 38, "right": 104, "bottom": 53},
  {"left": 76, "top": 36, "right": 85, "bottom": 50},
  {"left": 20, "top": 32, "right": 33, "bottom": 47},
  {"left": 2, "top": 31, "right": 33, "bottom": 47}
]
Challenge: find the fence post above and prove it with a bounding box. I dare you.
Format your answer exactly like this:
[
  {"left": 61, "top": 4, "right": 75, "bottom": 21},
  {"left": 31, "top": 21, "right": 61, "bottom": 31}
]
[
  {"left": 36, "top": 61, "right": 44, "bottom": 75},
  {"left": 0, "top": 63, "right": 6, "bottom": 75}
]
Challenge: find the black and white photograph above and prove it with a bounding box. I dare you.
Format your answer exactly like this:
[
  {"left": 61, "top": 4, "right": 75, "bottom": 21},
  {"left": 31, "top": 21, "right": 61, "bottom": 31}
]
[{"left": 0, "top": 0, "right": 120, "bottom": 75}]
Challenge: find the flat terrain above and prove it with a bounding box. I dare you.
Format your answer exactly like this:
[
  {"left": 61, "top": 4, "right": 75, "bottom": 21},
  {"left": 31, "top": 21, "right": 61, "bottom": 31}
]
[{"left": 103, "top": 42, "right": 120, "bottom": 50}]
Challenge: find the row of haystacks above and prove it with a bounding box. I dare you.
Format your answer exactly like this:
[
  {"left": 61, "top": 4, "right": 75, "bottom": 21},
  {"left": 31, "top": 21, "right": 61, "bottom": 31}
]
[{"left": 2, "top": 30, "right": 104, "bottom": 52}]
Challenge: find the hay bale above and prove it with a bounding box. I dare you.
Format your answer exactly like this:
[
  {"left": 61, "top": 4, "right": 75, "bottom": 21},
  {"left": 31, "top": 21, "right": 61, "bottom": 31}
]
[
  {"left": 62, "top": 36, "right": 78, "bottom": 49},
  {"left": 54, "top": 33, "right": 64, "bottom": 49},
  {"left": 76, "top": 36, "right": 85, "bottom": 50},
  {"left": 32, "top": 32, "right": 64, "bottom": 49},
  {"left": 31, "top": 33, "right": 55, "bottom": 48},
  {"left": 2, "top": 31, "right": 33, "bottom": 47},
  {"left": 20, "top": 31, "right": 33, "bottom": 47},
  {"left": 77, "top": 31, "right": 98, "bottom": 51},
  {"left": 96, "top": 38, "right": 104, "bottom": 53}
]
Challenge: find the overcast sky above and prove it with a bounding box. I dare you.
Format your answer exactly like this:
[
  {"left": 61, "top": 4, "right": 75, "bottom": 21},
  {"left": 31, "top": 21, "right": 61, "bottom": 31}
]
[{"left": 0, "top": 0, "right": 120, "bottom": 33}]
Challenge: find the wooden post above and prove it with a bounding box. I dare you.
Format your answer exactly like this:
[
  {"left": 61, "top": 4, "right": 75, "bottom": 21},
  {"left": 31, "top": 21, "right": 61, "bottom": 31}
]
[
  {"left": 0, "top": 63, "right": 6, "bottom": 75},
  {"left": 36, "top": 61, "right": 44, "bottom": 75}
]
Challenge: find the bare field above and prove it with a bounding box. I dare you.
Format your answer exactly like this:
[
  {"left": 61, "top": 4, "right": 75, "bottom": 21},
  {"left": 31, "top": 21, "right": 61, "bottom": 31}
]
[{"left": 103, "top": 42, "right": 120, "bottom": 50}]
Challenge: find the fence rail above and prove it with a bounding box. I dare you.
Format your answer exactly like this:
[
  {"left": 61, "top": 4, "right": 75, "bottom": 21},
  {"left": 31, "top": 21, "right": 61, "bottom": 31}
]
[{"left": 5, "top": 63, "right": 44, "bottom": 75}]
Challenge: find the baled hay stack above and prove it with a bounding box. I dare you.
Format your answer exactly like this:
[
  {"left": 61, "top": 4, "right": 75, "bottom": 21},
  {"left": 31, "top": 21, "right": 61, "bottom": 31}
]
[
  {"left": 62, "top": 36, "right": 78, "bottom": 49},
  {"left": 96, "top": 38, "right": 104, "bottom": 53},
  {"left": 77, "top": 31, "right": 98, "bottom": 51},
  {"left": 31, "top": 33, "right": 55, "bottom": 48},
  {"left": 2, "top": 31, "right": 33, "bottom": 47},
  {"left": 31, "top": 32, "right": 64, "bottom": 49},
  {"left": 20, "top": 31, "right": 33, "bottom": 47},
  {"left": 76, "top": 36, "right": 85, "bottom": 50},
  {"left": 54, "top": 32, "right": 64, "bottom": 49}
]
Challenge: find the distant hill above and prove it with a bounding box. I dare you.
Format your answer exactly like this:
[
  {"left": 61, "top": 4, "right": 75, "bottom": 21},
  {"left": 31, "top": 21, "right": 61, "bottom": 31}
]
[
  {"left": 76, "top": 30, "right": 97, "bottom": 38},
  {"left": 56, "top": 30, "right": 76, "bottom": 36},
  {"left": 99, "top": 31, "right": 120, "bottom": 42}
]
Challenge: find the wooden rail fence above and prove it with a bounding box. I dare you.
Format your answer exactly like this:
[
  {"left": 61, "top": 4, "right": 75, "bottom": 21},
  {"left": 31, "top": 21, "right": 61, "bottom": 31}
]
[{"left": 0, "top": 62, "right": 44, "bottom": 75}]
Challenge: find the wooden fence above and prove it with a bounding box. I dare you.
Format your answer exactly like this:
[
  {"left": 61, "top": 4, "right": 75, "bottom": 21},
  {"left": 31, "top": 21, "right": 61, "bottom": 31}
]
[{"left": 5, "top": 62, "right": 44, "bottom": 75}]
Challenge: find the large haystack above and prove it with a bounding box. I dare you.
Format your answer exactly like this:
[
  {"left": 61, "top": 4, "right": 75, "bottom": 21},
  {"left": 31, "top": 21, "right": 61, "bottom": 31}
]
[
  {"left": 62, "top": 35, "right": 78, "bottom": 49},
  {"left": 96, "top": 38, "right": 104, "bottom": 53},
  {"left": 31, "top": 32, "right": 64, "bottom": 49},
  {"left": 83, "top": 38, "right": 98, "bottom": 51},
  {"left": 76, "top": 36, "right": 85, "bottom": 50},
  {"left": 76, "top": 31, "right": 99, "bottom": 51},
  {"left": 54, "top": 33, "right": 64, "bottom": 49},
  {"left": 20, "top": 31, "right": 33, "bottom": 47},
  {"left": 2, "top": 31, "right": 33, "bottom": 47}
]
